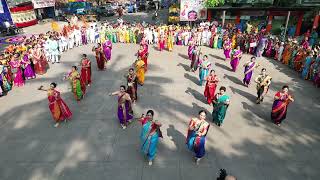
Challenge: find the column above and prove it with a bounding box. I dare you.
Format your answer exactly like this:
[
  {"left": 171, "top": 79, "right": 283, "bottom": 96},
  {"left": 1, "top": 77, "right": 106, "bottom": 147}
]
[
  {"left": 207, "top": 9, "right": 212, "bottom": 22},
  {"left": 295, "top": 12, "right": 304, "bottom": 36},
  {"left": 284, "top": 11, "right": 291, "bottom": 38},
  {"left": 266, "top": 15, "right": 273, "bottom": 32}
]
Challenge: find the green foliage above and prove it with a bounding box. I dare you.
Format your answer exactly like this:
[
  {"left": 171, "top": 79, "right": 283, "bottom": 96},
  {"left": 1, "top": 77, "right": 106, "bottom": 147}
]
[{"left": 205, "top": 0, "right": 225, "bottom": 7}]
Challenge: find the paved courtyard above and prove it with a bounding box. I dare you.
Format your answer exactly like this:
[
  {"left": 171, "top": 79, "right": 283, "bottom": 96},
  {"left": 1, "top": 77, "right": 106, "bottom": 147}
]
[{"left": 1, "top": 24, "right": 320, "bottom": 180}]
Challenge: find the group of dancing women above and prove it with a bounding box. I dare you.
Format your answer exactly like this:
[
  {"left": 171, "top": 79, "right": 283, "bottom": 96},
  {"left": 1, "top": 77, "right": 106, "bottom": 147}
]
[{"left": 2, "top": 19, "right": 308, "bottom": 167}]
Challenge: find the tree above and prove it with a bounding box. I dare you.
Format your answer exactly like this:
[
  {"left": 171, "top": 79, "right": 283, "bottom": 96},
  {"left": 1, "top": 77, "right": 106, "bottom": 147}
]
[{"left": 205, "top": 0, "right": 225, "bottom": 7}]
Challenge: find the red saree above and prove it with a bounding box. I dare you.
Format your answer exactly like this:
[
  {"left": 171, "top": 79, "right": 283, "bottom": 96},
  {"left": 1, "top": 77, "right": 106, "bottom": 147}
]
[
  {"left": 48, "top": 89, "right": 72, "bottom": 122},
  {"left": 95, "top": 48, "right": 106, "bottom": 70},
  {"left": 204, "top": 75, "right": 218, "bottom": 104},
  {"left": 33, "top": 49, "right": 48, "bottom": 75},
  {"left": 80, "top": 58, "right": 92, "bottom": 86}
]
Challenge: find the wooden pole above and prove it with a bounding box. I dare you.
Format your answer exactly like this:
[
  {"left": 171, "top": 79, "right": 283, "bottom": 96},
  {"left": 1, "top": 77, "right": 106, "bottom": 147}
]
[
  {"left": 284, "top": 11, "right": 291, "bottom": 38},
  {"left": 222, "top": 10, "right": 226, "bottom": 27}
]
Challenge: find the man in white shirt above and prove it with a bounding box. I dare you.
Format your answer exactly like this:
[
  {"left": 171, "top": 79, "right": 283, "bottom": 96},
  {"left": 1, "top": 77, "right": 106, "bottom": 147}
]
[{"left": 49, "top": 36, "right": 59, "bottom": 63}]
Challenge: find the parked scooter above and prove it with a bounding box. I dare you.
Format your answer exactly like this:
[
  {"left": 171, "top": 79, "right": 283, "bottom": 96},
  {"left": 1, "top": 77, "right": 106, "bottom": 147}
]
[{"left": 0, "top": 21, "right": 22, "bottom": 36}]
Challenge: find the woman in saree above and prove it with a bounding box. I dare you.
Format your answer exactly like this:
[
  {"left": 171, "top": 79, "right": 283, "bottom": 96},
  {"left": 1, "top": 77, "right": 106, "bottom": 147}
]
[
  {"left": 204, "top": 70, "right": 219, "bottom": 105},
  {"left": 217, "top": 34, "right": 223, "bottom": 49},
  {"left": 167, "top": 31, "right": 174, "bottom": 51},
  {"left": 271, "top": 85, "right": 294, "bottom": 126},
  {"left": 137, "top": 44, "right": 149, "bottom": 72},
  {"left": 188, "top": 41, "right": 195, "bottom": 60},
  {"left": 301, "top": 52, "right": 313, "bottom": 80},
  {"left": 0, "top": 62, "right": 12, "bottom": 94},
  {"left": 126, "top": 68, "right": 138, "bottom": 103},
  {"left": 190, "top": 46, "right": 201, "bottom": 72},
  {"left": 92, "top": 43, "right": 106, "bottom": 70},
  {"left": 310, "top": 54, "right": 320, "bottom": 80},
  {"left": 230, "top": 46, "right": 242, "bottom": 72},
  {"left": 80, "top": 54, "right": 91, "bottom": 86},
  {"left": 223, "top": 37, "right": 232, "bottom": 61},
  {"left": 9, "top": 53, "right": 24, "bottom": 87},
  {"left": 282, "top": 43, "right": 292, "bottom": 65},
  {"left": 198, "top": 55, "right": 211, "bottom": 86},
  {"left": 32, "top": 45, "right": 49, "bottom": 75},
  {"left": 243, "top": 57, "right": 259, "bottom": 87},
  {"left": 255, "top": 68, "right": 272, "bottom": 104},
  {"left": 293, "top": 46, "right": 306, "bottom": 71},
  {"left": 66, "top": 66, "right": 86, "bottom": 101},
  {"left": 38, "top": 82, "right": 72, "bottom": 127},
  {"left": 109, "top": 85, "right": 133, "bottom": 129},
  {"left": 212, "top": 86, "right": 230, "bottom": 127},
  {"left": 139, "top": 110, "right": 162, "bottom": 166},
  {"left": 158, "top": 35, "right": 165, "bottom": 52},
  {"left": 264, "top": 38, "right": 273, "bottom": 57},
  {"left": 21, "top": 51, "right": 36, "bottom": 80},
  {"left": 186, "top": 110, "right": 210, "bottom": 165},
  {"left": 103, "top": 36, "right": 112, "bottom": 65},
  {"left": 135, "top": 58, "right": 145, "bottom": 85}
]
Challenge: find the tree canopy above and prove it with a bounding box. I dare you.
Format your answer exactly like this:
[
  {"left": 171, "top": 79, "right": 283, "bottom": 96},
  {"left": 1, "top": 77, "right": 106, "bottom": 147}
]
[{"left": 205, "top": 0, "right": 225, "bottom": 7}]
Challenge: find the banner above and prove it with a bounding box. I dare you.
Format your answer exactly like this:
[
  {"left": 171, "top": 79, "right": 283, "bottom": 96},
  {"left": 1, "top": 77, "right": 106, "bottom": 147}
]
[
  {"left": 10, "top": 5, "right": 38, "bottom": 27},
  {"left": 180, "top": 0, "right": 207, "bottom": 21},
  {"left": 32, "top": 0, "right": 55, "bottom": 9}
]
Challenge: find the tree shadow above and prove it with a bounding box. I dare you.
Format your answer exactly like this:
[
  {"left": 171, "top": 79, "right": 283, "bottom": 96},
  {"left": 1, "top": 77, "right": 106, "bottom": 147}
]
[
  {"left": 215, "top": 62, "right": 232, "bottom": 72},
  {"left": 184, "top": 73, "right": 199, "bottom": 85},
  {"left": 210, "top": 54, "right": 225, "bottom": 61}
]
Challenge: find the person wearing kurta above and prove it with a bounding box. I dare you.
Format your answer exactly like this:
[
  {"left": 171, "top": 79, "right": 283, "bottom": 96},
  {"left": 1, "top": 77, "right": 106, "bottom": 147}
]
[
  {"left": 204, "top": 70, "right": 219, "bottom": 105},
  {"left": 92, "top": 43, "right": 106, "bottom": 70},
  {"left": 186, "top": 110, "right": 210, "bottom": 165},
  {"left": 32, "top": 45, "right": 49, "bottom": 75},
  {"left": 137, "top": 44, "right": 148, "bottom": 72},
  {"left": 38, "top": 83, "right": 72, "bottom": 127},
  {"left": 230, "top": 46, "right": 242, "bottom": 72},
  {"left": 135, "top": 58, "right": 145, "bottom": 85},
  {"left": 198, "top": 55, "right": 211, "bottom": 86},
  {"left": 255, "top": 68, "right": 272, "bottom": 104},
  {"left": 243, "top": 57, "right": 258, "bottom": 87},
  {"left": 126, "top": 68, "right": 138, "bottom": 102},
  {"left": 139, "top": 110, "right": 162, "bottom": 166},
  {"left": 9, "top": 54, "right": 24, "bottom": 87},
  {"left": 66, "top": 66, "right": 86, "bottom": 101},
  {"left": 49, "top": 36, "right": 60, "bottom": 63},
  {"left": 223, "top": 38, "right": 232, "bottom": 61},
  {"left": 271, "top": 85, "right": 294, "bottom": 126},
  {"left": 109, "top": 85, "right": 133, "bottom": 129},
  {"left": 21, "top": 51, "right": 36, "bottom": 80},
  {"left": 80, "top": 54, "right": 91, "bottom": 86},
  {"left": 301, "top": 52, "right": 313, "bottom": 80},
  {"left": 212, "top": 86, "right": 230, "bottom": 127}
]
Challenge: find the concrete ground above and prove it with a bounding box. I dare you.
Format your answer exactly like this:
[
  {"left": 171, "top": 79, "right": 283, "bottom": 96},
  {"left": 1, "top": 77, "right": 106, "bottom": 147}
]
[{"left": 1, "top": 13, "right": 320, "bottom": 180}]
